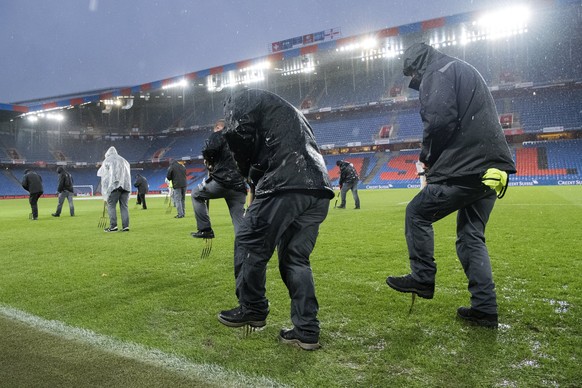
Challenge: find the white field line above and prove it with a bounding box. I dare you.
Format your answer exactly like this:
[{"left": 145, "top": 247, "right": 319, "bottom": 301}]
[{"left": 0, "top": 305, "right": 286, "bottom": 388}]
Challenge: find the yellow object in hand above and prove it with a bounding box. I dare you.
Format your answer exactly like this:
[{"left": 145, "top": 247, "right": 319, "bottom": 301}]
[{"left": 482, "top": 168, "right": 508, "bottom": 198}]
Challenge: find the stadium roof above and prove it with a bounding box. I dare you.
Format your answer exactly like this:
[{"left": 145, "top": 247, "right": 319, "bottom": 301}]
[{"left": 0, "top": 0, "right": 575, "bottom": 120}]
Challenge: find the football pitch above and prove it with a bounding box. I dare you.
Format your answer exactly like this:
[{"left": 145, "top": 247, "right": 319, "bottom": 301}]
[{"left": 1, "top": 186, "right": 581, "bottom": 387}]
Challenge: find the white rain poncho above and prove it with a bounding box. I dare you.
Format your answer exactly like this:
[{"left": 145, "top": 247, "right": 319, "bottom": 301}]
[{"left": 97, "top": 146, "right": 131, "bottom": 201}]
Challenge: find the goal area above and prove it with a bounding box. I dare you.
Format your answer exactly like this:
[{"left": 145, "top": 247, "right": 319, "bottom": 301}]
[{"left": 73, "top": 185, "right": 94, "bottom": 197}]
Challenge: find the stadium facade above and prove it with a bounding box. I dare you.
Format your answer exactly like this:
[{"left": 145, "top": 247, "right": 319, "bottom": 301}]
[{"left": 0, "top": 0, "right": 581, "bottom": 197}]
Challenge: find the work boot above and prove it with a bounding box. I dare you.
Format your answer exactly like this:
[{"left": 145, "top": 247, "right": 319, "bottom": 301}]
[
  {"left": 217, "top": 306, "right": 267, "bottom": 328},
  {"left": 386, "top": 274, "right": 434, "bottom": 299},
  {"left": 279, "top": 328, "right": 321, "bottom": 351},
  {"left": 457, "top": 307, "right": 498, "bottom": 328},
  {"left": 191, "top": 229, "right": 215, "bottom": 239}
]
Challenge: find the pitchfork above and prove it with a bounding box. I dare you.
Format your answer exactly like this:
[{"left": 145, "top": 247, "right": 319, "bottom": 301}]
[{"left": 98, "top": 201, "right": 108, "bottom": 228}]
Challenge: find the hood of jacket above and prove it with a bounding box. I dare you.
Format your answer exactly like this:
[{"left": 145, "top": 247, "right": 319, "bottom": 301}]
[
  {"left": 105, "top": 146, "right": 118, "bottom": 158},
  {"left": 402, "top": 43, "right": 437, "bottom": 91},
  {"left": 202, "top": 130, "right": 246, "bottom": 191},
  {"left": 223, "top": 88, "right": 334, "bottom": 198}
]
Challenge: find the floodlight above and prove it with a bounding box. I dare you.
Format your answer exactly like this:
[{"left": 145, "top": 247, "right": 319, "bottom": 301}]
[
  {"left": 361, "top": 38, "right": 378, "bottom": 49},
  {"left": 477, "top": 6, "right": 530, "bottom": 30},
  {"left": 162, "top": 79, "right": 188, "bottom": 90}
]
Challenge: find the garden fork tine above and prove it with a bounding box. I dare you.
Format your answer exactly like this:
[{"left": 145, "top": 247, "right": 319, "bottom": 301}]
[
  {"left": 98, "top": 202, "right": 108, "bottom": 228},
  {"left": 408, "top": 293, "right": 416, "bottom": 315},
  {"left": 165, "top": 197, "right": 173, "bottom": 214},
  {"left": 242, "top": 324, "right": 257, "bottom": 338},
  {"left": 199, "top": 199, "right": 213, "bottom": 258},
  {"left": 200, "top": 238, "right": 212, "bottom": 259}
]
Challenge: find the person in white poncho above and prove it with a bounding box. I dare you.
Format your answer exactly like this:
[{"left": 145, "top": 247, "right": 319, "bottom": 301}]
[{"left": 97, "top": 146, "right": 132, "bottom": 232}]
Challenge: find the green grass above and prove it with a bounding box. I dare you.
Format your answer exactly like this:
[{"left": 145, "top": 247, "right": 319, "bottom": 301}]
[{"left": 1, "top": 187, "right": 581, "bottom": 387}]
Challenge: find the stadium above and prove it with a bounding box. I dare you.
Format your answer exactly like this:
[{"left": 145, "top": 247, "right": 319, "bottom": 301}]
[{"left": 1, "top": 1, "right": 581, "bottom": 386}]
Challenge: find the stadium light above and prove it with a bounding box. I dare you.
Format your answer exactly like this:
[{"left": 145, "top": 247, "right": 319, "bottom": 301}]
[
  {"left": 475, "top": 5, "right": 530, "bottom": 41},
  {"left": 442, "top": 6, "right": 531, "bottom": 48},
  {"left": 24, "top": 111, "right": 65, "bottom": 122},
  {"left": 46, "top": 113, "right": 64, "bottom": 121},
  {"left": 206, "top": 69, "right": 266, "bottom": 91},
  {"left": 477, "top": 6, "right": 530, "bottom": 30},
  {"left": 361, "top": 38, "right": 378, "bottom": 49},
  {"left": 238, "top": 61, "right": 270, "bottom": 72},
  {"left": 162, "top": 79, "right": 188, "bottom": 90}
]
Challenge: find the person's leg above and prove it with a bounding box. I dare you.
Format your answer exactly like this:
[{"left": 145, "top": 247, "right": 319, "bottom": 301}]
[
  {"left": 54, "top": 191, "right": 66, "bottom": 216},
  {"left": 107, "top": 191, "right": 120, "bottom": 228},
  {"left": 405, "top": 183, "right": 481, "bottom": 283},
  {"left": 233, "top": 193, "right": 308, "bottom": 314},
  {"left": 456, "top": 192, "right": 497, "bottom": 314},
  {"left": 277, "top": 195, "right": 329, "bottom": 340},
  {"left": 30, "top": 193, "right": 41, "bottom": 219},
  {"left": 224, "top": 190, "right": 247, "bottom": 236},
  {"left": 338, "top": 185, "right": 348, "bottom": 208},
  {"left": 173, "top": 188, "right": 183, "bottom": 217},
  {"left": 67, "top": 191, "right": 75, "bottom": 216},
  {"left": 180, "top": 188, "right": 186, "bottom": 216},
  {"left": 141, "top": 193, "right": 147, "bottom": 209},
  {"left": 119, "top": 191, "right": 130, "bottom": 229},
  {"left": 191, "top": 180, "right": 218, "bottom": 231},
  {"left": 351, "top": 181, "right": 360, "bottom": 208}
]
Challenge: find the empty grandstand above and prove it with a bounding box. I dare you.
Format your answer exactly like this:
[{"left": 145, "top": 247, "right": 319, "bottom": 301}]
[{"left": 1, "top": 1, "right": 581, "bottom": 197}]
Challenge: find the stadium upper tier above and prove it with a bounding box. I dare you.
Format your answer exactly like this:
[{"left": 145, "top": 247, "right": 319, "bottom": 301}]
[
  {"left": 2, "top": 2, "right": 581, "bottom": 122},
  {"left": 0, "top": 84, "right": 581, "bottom": 165}
]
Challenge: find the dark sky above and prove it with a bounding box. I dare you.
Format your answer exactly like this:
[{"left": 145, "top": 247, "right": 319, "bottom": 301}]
[{"left": 0, "top": 0, "right": 510, "bottom": 103}]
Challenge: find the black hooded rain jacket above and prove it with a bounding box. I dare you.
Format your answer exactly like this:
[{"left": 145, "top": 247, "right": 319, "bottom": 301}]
[
  {"left": 223, "top": 88, "right": 334, "bottom": 199},
  {"left": 403, "top": 43, "right": 516, "bottom": 183}
]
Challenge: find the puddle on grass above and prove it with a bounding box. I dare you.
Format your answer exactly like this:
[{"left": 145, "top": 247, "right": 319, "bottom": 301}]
[
  {"left": 496, "top": 379, "right": 517, "bottom": 387},
  {"left": 367, "top": 338, "right": 386, "bottom": 351},
  {"left": 543, "top": 299, "right": 570, "bottom": 313},
  {"left": 519, "top": 359, "right": 540, "bottom": 368}
]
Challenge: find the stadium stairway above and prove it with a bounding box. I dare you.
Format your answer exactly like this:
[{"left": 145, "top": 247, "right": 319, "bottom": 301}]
[
  {"left": 0, "top": 169, "right": 26, "bottom": 196},
  {"left": 362, "top": 152, "right": 392, "bottom": 185}
]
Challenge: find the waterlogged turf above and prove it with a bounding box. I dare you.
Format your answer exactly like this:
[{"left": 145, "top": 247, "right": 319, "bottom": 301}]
[{"left": 1, "top": 187, "right": 581, "bottom": 387}]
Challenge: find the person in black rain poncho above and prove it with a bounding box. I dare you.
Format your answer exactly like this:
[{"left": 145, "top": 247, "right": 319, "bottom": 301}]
[
  {"left": 386, "top": 43, "right": 516, "bottom": 328},
  {"left": 133, "top": 173, "right": 149, "bottom": 210},
  {"left": 190, "top": 119, "right": 247, "bottom": 239},
  {"left": 335, "top": 159, "right": 360, "bottom": 209},
  {"left": 166, "top": 160, "right": 187, "bottom": 218},
  {"left": 52, "top": 166, "right": 75, "bottom": 217},
  {"left": 217, "top": 88, "right": 334, "bottom": 350},
  {"left": 22, "top": 169, "right": 44, "bottom": 220}
]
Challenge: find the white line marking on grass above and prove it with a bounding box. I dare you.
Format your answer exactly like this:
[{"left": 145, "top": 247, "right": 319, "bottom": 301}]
[{"left": 0, "top": 305, "right": 287, "bottom": 388}]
